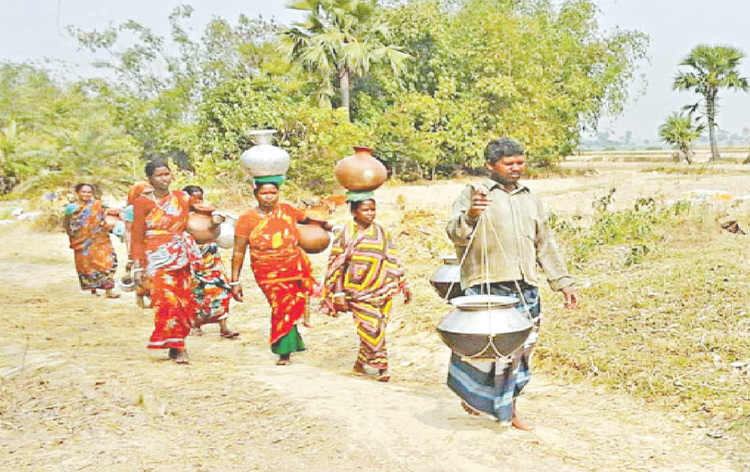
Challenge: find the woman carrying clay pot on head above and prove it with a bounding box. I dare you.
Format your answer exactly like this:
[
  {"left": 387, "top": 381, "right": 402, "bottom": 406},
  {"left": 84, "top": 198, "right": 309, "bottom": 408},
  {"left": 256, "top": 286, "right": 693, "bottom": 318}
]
[
  {"left": 130, "top": 159, "right": 201, "bottom": 364},
  {"left": 321, "top": 194, "right": 411, "bottom": 382},
  {"left": 63, "top": 183, "right": 120, "bottom": 299},
  {"left": 230, "top": 176, "right": 332, "bottom": 366},
  {"left": 182, "top": 185, "right": 239, "bottom": 340}
]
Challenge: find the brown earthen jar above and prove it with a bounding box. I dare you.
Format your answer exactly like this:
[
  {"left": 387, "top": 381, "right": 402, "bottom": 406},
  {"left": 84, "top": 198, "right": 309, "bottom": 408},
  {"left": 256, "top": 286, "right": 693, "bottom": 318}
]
[
  {"left": 334, "top": 146, "right": 388, "bottom": 191},
  {"left": 187, "top": 203, "right": 220, "bottom": 244},
  {"left": 297, "top": 223, "right": 330, "bottom": 254}
]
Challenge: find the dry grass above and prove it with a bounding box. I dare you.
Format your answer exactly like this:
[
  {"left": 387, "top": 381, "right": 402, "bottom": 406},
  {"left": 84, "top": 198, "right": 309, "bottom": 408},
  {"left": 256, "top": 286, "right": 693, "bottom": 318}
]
[{"left": 4, "top": 168, "right": 750, "bottom": 470}]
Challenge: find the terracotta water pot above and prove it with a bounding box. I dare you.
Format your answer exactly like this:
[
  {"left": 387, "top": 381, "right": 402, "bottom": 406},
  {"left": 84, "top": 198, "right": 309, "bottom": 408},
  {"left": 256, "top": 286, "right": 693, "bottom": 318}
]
[
  {"left": 187, "top": 203, "right": 220, "bottom": 244},
  {"left": 104, "top": 213, "right": 121, "bottom": 231},
  {"left": 334, "top": 146, "right": 387, "bottom": 191},
  {"left": 297, "top": 223, "right": 330, "bottom": 254}
]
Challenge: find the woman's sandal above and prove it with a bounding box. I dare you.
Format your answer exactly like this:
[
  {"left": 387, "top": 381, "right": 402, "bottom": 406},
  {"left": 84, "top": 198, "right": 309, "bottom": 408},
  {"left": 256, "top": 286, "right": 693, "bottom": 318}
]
[
  {"left": 377, "top": 369, "right": 391, "bottom": 382},
  {"left": 276, "top": 358, "right": 291, "bottom": 366},
  {"left": 219, "top": 331, "right": 240, "bottom": 339},
  {"left": 352, "top": 361, "right": 367, "bottom": 376},
  {"left": 173, "top": 350, "right": 189, "bottom": 364}
]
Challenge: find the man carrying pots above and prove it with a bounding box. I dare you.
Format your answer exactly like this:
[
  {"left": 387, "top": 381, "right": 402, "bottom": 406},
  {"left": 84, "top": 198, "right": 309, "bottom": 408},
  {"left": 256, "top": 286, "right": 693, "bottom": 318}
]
[{"left": 445, "top": 137, "right": 579, "bottom": 430}]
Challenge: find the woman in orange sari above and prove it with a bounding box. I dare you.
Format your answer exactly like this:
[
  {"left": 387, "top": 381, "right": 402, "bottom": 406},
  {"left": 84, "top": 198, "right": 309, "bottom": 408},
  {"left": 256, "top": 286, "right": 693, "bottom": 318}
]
[
  {"left": 231, "top": 178, "right": 330, "bottom": 365},
  {"left": 130, "top": 160, "right": 201, "bottom": 364},
  {"left": 63, "top": 183, "right": 119, "bottom": 298}
]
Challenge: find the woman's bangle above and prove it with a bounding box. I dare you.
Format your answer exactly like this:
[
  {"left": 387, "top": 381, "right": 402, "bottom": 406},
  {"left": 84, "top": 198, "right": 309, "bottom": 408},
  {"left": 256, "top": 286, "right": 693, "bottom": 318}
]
[
  {"left": 228, "top": 281, "right": 241, "bottom": 287},
  {"left": 132, "top": 268, "right": 144, "bottom": 273},
  {"left": 332, "top": 292, "right": 346, "bottom": 299}
]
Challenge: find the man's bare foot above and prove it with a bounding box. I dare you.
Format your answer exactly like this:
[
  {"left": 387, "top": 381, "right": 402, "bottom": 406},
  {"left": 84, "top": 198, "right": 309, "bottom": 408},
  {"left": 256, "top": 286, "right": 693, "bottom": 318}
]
[
  {"left": 105, "top": 290, "right": 120, "bottom": 299},
  {"left": 511, "top": 413, "right": 533, "bottom": 431},
  {"left": 461, "top": 401, "right": 481, "bottom": 416},
  {"left": 91, "top": 289, "right": 100, "bottom": 296}
]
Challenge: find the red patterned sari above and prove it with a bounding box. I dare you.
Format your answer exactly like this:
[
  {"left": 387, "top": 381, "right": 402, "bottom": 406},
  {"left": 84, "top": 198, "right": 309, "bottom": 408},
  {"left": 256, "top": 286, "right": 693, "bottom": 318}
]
[
  {"left": 131, "top": 191, "right": 201, "bottom": 350},
  {"left": 64, "top": 200, "right": 117, "bottom": 291},
  {"left": 235, "top": 203, "right": 314, "bottom": 346}
]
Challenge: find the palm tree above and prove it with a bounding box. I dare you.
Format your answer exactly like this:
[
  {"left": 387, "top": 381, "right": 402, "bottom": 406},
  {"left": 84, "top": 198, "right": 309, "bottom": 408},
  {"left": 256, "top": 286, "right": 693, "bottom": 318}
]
[
  {"left": 658, "top": 112, "right": 705, "bottom": 164},
  {"left": 279, "top": 0, "right": 409, "bottom": 120},
  {"left": 673, "top": 45, "right": 749, "bottom": 161}
]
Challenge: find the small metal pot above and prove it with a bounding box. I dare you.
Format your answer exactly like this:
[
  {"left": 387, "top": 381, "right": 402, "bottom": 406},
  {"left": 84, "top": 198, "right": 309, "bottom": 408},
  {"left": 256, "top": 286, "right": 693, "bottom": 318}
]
[{"left": 430, "top": 255, "right": 463, "bottom": 301}]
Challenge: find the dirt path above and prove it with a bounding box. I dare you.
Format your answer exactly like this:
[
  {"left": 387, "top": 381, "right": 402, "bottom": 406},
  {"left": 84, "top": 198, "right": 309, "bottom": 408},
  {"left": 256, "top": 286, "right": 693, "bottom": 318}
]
[{"left": 3, "top": 167, "right": 749, "bottom": 471}]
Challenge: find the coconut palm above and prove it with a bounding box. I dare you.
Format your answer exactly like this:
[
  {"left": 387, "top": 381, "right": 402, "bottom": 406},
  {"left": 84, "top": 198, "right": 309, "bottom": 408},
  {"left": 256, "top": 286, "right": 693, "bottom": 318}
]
[
  {"left": 279, "top": 0, "right": 409, "bottom": 120},
  {"left": 658, "top": 112, "right": 705, "bottom": 164},
  {"left": 673, "top": 45, "right": 748, "bottom": 161}
]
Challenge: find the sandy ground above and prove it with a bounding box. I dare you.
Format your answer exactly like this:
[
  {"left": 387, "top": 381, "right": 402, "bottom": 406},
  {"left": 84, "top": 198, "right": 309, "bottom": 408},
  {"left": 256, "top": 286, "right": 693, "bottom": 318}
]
[{"left": 2, "top": 163, "right": 750, "bottom": 471}]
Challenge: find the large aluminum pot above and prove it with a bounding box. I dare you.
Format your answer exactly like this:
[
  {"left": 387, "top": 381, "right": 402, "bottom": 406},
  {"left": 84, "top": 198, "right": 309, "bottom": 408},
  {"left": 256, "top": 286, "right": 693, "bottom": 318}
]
[
  {"left": 239, "top": 130, "right": 290, "bottom": 178},
  {"left": 430, "top": 255, "right": 463, "bottom": 301},
  {"left": 437, "top": 294, "right": 533, "bottom": 359}
]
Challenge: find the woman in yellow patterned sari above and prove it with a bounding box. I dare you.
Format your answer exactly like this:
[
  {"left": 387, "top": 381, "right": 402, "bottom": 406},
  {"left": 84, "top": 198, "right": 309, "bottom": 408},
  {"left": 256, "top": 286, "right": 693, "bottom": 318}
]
[
  {"left": 322, "top": 197, "right": 411, "bottom": 382},
  {"left": 231, "top": 179, "right": 330, "bottom": 365}
]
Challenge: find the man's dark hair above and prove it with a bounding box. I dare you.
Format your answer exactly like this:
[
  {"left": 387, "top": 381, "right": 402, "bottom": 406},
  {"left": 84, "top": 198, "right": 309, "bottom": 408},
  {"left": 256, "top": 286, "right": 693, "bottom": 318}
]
[
  {"left": 145, "top": 158, "right": 170, "bottom": 177},
  {"left": 484, "top": 138, "right": 525, "bottom": 164}
]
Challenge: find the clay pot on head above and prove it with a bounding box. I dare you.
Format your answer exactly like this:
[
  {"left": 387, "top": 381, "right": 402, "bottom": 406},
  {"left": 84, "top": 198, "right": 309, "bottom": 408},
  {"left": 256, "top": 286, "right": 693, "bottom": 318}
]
[
  {"left": 334, "top": 146, "right": 388, "bottom": 191},
  {"left": 187, "top": 203, "right": 220, "bottom": 244},
  {"left": 297, "top": 223, "right": 330, "bottom": 254}
]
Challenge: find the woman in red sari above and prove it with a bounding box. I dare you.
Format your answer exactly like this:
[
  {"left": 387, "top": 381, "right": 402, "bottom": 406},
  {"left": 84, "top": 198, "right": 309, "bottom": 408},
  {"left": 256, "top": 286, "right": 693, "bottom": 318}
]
[
  {"left": 231, "top": 178, "right": 330, "bottom": 365},
  {"left": 63, "top": 183, "right": 119, "bottom": 298},
  {"left": 130, "top": 160, "right": 201, "bottom": 364}
]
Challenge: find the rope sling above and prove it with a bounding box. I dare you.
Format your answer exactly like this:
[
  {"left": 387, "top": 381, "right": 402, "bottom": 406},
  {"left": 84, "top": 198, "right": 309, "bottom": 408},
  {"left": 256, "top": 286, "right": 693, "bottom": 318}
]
[{"left": 440, "top": 184, "right": 534, "bottom": 361}]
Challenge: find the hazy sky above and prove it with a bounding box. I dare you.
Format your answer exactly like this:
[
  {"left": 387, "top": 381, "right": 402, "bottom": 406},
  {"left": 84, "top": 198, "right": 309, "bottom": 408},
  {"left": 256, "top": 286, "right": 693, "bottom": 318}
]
[{"left": 1, "top": 0, "right": 749, "bottom": 141}]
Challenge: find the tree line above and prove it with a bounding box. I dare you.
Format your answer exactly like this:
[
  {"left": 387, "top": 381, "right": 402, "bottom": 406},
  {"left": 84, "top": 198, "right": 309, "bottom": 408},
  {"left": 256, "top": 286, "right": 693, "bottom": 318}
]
[{"left": 0, "top": 0, "right": 647, "bottom": 197}]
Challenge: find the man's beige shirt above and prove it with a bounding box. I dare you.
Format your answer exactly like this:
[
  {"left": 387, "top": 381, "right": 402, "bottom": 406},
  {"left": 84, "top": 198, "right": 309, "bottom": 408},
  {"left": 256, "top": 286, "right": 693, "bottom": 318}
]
[{"left": 446, "top": 177, "right": 574, "bottom": 291}]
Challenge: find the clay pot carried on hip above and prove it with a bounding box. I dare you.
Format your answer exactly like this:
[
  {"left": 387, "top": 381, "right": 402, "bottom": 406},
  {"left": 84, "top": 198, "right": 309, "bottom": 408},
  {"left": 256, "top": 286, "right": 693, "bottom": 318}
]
[
  {"left": 187, "top": 203, "right": 220, "bottom": 244},
  {"left": 104, "top": 208, "right": 123, "bottom": 230},
  {"left": 297, "top": 223, "right": 330, "bottom": 254},
  {"left": 334, "top": 146, "right": 388, "bottom": 191}
]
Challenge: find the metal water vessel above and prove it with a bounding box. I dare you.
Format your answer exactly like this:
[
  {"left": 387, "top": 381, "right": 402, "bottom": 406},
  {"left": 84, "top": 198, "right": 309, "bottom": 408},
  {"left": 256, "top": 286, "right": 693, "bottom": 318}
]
[{"left": 436, "top": 294, "right": 533, "bottom": 359}]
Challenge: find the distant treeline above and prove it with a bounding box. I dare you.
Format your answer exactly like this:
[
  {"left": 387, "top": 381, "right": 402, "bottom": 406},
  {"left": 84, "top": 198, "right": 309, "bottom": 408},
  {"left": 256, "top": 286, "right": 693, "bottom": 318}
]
[{"left": 0, "top": 0, "right": 647, "bottom": 197}]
